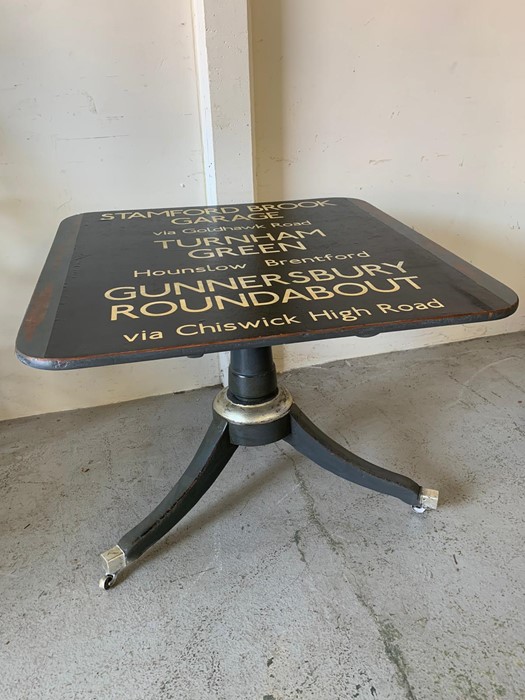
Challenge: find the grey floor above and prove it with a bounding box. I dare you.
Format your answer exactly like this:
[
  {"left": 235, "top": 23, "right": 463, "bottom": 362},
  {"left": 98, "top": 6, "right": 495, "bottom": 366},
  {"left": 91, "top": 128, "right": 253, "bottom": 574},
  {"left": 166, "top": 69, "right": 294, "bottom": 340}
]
[{"left": 1, "top": 333, "right": 524, "bottom": 700}]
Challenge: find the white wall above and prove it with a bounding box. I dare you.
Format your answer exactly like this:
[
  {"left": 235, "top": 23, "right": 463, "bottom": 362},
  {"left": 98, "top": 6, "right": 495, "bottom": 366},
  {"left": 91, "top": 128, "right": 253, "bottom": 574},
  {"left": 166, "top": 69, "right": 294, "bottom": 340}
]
[
  {"left": 1, "top": 0, "right": 220, "bottom": 419},
  {"left": 251, "top": 0, "right": 524, "bottom": 371}
]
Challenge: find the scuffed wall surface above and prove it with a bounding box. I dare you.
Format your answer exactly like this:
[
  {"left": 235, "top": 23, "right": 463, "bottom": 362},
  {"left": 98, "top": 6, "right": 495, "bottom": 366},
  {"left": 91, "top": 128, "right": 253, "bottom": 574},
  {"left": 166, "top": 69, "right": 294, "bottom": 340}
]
[
  {"left": 251, "top": 0, "right": 524, "bottom": 371},
  {"left": 1, "top": 0, "right": 218, "bottom": 419}
]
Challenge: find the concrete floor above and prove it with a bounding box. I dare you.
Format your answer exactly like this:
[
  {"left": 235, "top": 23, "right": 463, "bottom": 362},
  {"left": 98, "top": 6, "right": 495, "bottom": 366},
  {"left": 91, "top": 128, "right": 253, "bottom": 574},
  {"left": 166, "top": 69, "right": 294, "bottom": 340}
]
[{"left": 1, "top": 333, "right": 524, "bottom": 700}]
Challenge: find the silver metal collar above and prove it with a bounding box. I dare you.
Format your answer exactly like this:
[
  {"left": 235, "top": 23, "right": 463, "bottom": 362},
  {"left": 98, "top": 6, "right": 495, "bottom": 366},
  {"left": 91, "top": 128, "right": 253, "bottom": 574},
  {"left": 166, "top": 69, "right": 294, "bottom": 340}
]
[{"left": 213, "top": 386, "right": 293, "bottom": 425}]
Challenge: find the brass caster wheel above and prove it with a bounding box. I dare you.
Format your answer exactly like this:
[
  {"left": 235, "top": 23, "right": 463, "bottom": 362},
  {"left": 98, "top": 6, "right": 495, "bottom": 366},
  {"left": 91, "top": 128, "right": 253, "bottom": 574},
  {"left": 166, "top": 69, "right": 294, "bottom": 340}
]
[
  {"left": 412, "top": 504, "right": 427, "bottom": 514},
  {"left": 99, "top": 573, "right": 117, "bottom": 590}
]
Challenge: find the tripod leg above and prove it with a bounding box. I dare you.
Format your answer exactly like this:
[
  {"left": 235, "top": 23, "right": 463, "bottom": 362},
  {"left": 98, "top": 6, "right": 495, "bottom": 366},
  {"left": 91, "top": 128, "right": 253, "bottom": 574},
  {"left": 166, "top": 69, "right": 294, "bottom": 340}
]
[
  {"left": 99, "top": 413, "right": 237, "bottom": 589},
  {"left": 284, "top": 404, "right": 438, "bottom": 509}
]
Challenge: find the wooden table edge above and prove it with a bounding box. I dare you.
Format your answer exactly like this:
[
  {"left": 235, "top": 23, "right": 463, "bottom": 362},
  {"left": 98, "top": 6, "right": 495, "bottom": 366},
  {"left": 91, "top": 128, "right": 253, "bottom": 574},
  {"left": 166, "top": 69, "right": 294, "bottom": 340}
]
[{"left": 16, "top": 301, "right": 518, "bottom": 371}]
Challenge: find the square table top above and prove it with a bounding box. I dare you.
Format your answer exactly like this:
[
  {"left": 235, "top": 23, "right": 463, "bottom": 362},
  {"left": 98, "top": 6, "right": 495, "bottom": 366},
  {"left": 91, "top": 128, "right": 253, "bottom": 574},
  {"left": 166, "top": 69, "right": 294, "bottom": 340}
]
[{"left": 16, "top": 197, "right": 518, "bottom": 370}]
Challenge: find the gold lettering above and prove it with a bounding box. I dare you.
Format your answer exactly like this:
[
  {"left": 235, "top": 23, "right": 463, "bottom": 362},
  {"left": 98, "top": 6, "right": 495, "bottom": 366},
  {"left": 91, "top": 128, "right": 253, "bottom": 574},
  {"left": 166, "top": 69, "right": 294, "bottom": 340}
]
[
  {"left": 247, "top": 291, "right": 280, "bottom": 306},
  {"left": 141, "top": 301, "right": 178, "bottom": 316},
  {"left": 111, "top": 305, "right": 139, "bottom": 320},
  {"left": 105, "top": 287, "right": 136, "bottom": 300}
]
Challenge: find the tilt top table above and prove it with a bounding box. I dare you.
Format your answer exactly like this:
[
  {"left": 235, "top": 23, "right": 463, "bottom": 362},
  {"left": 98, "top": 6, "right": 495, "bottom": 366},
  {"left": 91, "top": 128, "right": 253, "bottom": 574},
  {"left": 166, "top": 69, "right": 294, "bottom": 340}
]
[{"left": 17, "top": 197, "right": 518, "bottom": 589}]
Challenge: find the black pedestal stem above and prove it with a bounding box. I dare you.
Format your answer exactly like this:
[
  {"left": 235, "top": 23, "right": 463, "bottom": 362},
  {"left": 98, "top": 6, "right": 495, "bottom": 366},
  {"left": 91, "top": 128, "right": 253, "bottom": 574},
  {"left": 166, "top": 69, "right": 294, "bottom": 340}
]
[
  {"left": 99, "top": 347, "right": 438, "bottom": 589},
  {"left": 228, "top": 347, "right": 278, "bottom": 403}
]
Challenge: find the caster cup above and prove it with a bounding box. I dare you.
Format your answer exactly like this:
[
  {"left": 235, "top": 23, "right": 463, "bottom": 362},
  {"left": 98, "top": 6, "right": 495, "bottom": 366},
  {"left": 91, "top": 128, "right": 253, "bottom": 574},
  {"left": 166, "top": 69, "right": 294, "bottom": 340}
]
[{"left": 412, "top": 487, "right": 439, "bottom": 513}]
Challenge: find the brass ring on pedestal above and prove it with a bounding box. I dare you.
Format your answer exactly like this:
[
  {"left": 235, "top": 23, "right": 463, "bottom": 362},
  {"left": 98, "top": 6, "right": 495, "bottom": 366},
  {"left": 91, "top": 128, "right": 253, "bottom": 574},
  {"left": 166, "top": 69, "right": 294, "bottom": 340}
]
[{"left": 213, "top": 386, "right": 293, "bottom": 425}]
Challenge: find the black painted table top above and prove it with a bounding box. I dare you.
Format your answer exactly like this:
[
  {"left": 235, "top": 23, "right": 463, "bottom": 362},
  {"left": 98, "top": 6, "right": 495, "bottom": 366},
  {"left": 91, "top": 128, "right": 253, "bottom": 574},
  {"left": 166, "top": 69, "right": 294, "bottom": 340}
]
[{"left": 17, "top": 197, "right": 518, "bottom": 370}]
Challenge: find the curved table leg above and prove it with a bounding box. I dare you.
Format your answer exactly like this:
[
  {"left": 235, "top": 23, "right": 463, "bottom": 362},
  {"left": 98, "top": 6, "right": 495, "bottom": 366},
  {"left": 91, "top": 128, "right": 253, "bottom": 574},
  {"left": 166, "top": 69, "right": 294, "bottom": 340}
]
[
  {"left": 100, "top": 413, "right": 237, "bottom": 588},
  {"left": 284, "top": 403, "right": 438, "bottom": 509}
]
